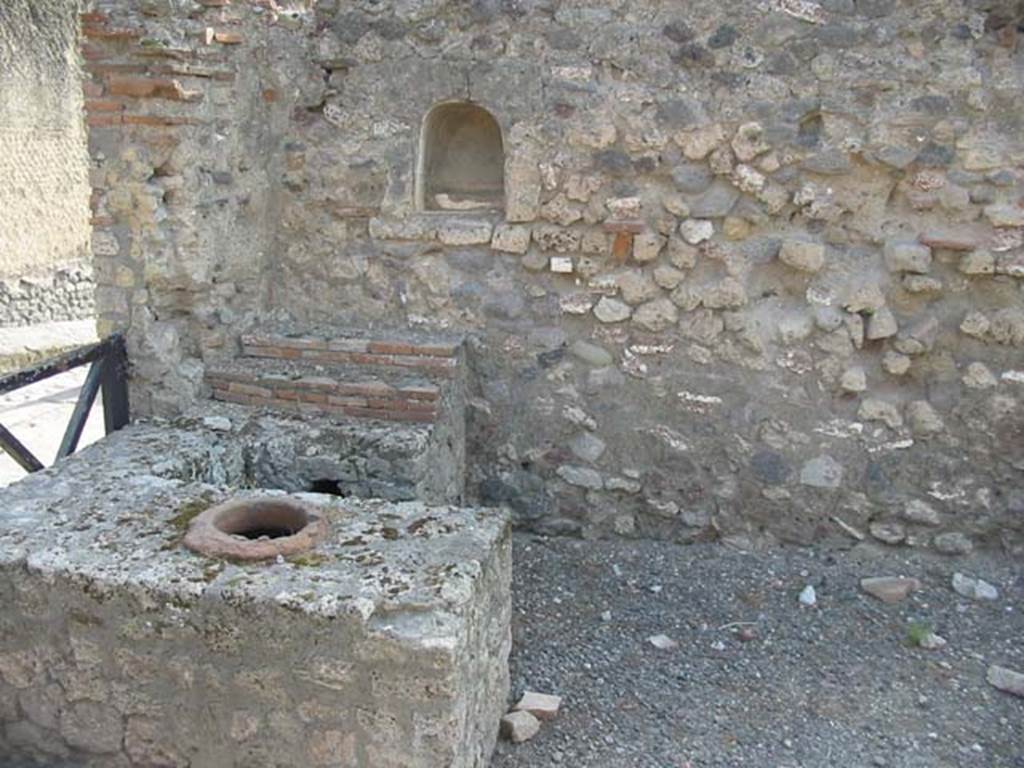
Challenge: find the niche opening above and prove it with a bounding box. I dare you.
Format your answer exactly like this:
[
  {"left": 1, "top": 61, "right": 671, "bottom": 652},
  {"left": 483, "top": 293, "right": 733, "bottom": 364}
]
[{"left": 418, "top": 102, "right": 504, "bottom": 212}]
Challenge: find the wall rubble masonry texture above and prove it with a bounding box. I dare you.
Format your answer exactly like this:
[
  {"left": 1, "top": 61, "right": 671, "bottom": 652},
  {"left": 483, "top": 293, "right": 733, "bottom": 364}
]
[
  {"left": 0, "top": 0, "right": 93, "bottom": 324},
  {"left": 83, "top": 0, "right": 1024, "bottom": 552}
]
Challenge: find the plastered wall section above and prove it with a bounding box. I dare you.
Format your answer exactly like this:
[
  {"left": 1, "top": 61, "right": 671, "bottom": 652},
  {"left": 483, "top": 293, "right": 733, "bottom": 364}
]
[{"left": 0, "top": 0, "right": 90, "bottom": 281}]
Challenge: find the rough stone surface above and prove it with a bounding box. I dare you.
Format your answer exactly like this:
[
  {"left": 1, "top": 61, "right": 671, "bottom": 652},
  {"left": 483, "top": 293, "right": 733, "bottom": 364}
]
[
  {"left": 860, "top": 577, "right": 921, "bottom": 604},
  {"left": 869, "top": 521, "right": 905, "bottom": 546},
  {"left": 903, "top": 500, "right": 941, "bottom": 527},
  {"left": 0, "top": 264, "right": 94, "bottom": 327},
  {"left": 883, "top": 241, "right": 933, "bottom": 274},
  {"left": 799, "top": 456, "right": 843, "bottom": 490},
  {"left": 987, "top": 665, "right": 1024, "bottom": 698},
  {"left": 593, "top": 297, "right": 631, "bottom": 324},
  {"left": 858, "top": 398, "right": 903, "bottom": 430},
  {"left": 934, "top": 532, "right": 974, "bottom": 556},
  {"left": 952, "top": 572, "right": 999, "bottom": 601},
  {"left": 778, "top": 239, "right": 825, "bottom": 273},
  {"left": 499, "top": 711, "right": 540, "bottom": 743},
  {"left": 512, "top": 691, "right": 562, "bottom": 722},
  {"left": 839, "top": 367, "right": 866, "bottom": 393},
  {"left": 0, "top": 420, "right": 512, "bottom": 768}
]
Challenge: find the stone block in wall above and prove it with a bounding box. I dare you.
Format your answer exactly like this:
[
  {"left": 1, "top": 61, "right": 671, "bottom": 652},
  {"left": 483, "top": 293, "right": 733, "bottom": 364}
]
[
  {"left": 884, "top": 240, "right": 933, "bottom": 274},
  {"left": 437, "top": 218, "right": 494, "bottom": 245},
  {"left": 469, "top": 61, "right": 544, "bottom": 120},
  {"left": 491, "top": 225, "right": 531, "bottom": 254},
  {"left": 505, "top": 155, "right": 542, "bottom": 223},
  {"left": 369, "top": 216, "right": 438, "bottom": 241}
]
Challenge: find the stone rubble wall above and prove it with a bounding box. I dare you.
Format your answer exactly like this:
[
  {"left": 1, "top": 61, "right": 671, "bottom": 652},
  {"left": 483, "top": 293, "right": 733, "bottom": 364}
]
[
  {"left": 0, "top": 0, "right": 91, "bottom": 285},
  {"left": 84, "top": 0, "right": 1024, "bottom": 552},
  {"left": 0, "top": 263, "right": 95, "bottom": 327}
]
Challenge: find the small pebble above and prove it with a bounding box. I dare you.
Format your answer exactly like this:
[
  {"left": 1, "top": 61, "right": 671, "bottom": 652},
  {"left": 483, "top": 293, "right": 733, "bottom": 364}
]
[
  {"left": 952, "top": 572, "right": 999, "bottom": 601},
  {"left": 799, "top": 584, "right": 817, "bottom": 606},
  {"left": 919, "top": 632, "right": 947, "bottom": 651}
]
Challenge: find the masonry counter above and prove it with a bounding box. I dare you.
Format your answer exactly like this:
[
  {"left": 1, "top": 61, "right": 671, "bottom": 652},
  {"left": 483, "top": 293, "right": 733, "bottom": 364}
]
[{"left": 0, "top": 415, "right": 511, "bottom": 767}]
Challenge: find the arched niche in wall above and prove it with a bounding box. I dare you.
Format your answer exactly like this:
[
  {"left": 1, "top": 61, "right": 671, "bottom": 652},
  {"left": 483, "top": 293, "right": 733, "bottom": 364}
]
[{"left": 417, "top": 102, "right": 505, "bottom": 212}]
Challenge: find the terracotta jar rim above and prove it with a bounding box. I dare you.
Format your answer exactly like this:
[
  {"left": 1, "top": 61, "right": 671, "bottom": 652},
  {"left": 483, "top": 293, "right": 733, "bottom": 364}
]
[{"left": 183, "top": 496, "right": 329, "bottom": 561}]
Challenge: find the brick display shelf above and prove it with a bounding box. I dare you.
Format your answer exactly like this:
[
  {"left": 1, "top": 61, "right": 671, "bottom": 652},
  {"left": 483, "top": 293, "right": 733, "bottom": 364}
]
[{"left": 206, "top": 333, "right": 463, "bottom": 424}]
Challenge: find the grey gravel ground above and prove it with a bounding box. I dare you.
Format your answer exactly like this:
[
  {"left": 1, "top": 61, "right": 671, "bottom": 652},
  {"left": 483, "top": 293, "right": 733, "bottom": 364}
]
[{"left": 491, "top": 533, "right": 1024, "bottom": 768}]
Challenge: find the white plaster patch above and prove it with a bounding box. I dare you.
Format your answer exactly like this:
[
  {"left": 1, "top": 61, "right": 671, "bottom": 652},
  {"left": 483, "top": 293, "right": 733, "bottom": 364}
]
[
  {"left": 550, "top": 256, "right": 574, "bottom": 274},
  {"left": 644, "top": 425, "right": 690, "bottom": 452},
  {"left": 629, "top": 344, "right": 674, "bottom": 356},
  {"left": 805, "top": 285, "right": 834, "bottom": 306},
  {"left": 621, "top": 354, "right": 648, "bottom": 378},
  {"left": 371, "top": 119, "right": 408, "bottom": 138},
  {"left": 775, "top": 351, "right": 814, "bottom": 375},
  {"left": 559, "top": 293, "right": 593, "bottom": 315},
  {"left": 551, "top": 65, "right": 592, "bottom": 81},
  {"left": 814, "top": 419, "right": 864, "bottom": 438},
  {"left": 866, "top": 439, "right": 915, "bottom": 453},
  {"left": 563, "top": 405, "right": 597, "bottom": 430},
  {"left": 927, "top": 483, "right": 968, "bottom": 503},
  {"left": 677, "top": 391, "right": 723, "bottom": 414}
]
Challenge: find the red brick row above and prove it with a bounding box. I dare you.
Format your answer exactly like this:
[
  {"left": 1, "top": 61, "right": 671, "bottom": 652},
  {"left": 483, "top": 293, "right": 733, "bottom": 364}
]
[
  {"left": 210, "top": 386, "right": 437, "bottom": 424},
  {"left": 206, "top": 370, "right": 440, "bottom": 403}
]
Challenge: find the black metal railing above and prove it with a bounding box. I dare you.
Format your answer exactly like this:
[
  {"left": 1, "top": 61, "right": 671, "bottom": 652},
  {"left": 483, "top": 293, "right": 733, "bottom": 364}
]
[{"left": 0, "top": 334, "right": 129, "bottom": 473}]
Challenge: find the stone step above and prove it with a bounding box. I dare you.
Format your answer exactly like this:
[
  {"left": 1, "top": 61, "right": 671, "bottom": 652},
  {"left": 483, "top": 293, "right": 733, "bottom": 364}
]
[
  {"left": 239, "top": 330, "right": 462, "bottom": 378},
  {"left": 206, "top": 359, "right": 447, "bottom": 424}
]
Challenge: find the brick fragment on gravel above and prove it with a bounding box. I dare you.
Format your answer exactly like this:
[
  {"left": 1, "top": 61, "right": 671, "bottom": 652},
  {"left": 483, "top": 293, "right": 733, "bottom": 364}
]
[
  {"left": 513, "top": 691, "right": 562, "bottom": 721},
  {"left": 860, "top": 576, "right": 921, "bottom": 603},
  {"left": 500, "top": 710, "right": 541, "bottom": 743}
]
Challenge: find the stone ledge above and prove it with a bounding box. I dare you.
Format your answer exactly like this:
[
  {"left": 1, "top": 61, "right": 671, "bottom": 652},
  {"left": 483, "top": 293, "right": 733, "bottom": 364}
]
[{"left": 240, "top": 332, "right": 463, "bottom": 379}]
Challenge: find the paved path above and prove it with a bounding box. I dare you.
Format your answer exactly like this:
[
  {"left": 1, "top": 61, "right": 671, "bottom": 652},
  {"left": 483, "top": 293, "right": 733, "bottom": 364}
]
[
  {"left": 0, "top": 318, "right": 96, "bottom": 369},
  {"left": 0, "top": 320, "right": 103, "bottom": 487}
]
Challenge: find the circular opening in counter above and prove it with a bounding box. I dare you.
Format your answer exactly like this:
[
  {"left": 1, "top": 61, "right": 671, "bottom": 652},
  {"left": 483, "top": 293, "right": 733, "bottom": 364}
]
[{"left": 183, "top": 497, "right": 329, "bottom": 561}]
